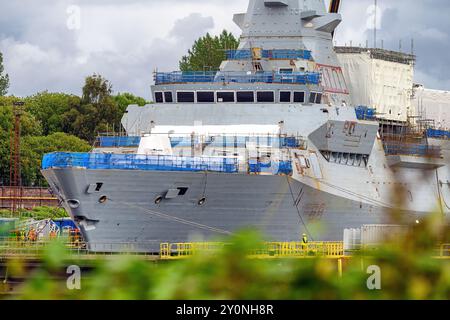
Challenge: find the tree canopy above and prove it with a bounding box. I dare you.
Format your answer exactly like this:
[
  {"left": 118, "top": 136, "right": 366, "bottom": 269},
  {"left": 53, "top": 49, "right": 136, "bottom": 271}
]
[
  {"left": 21, "top": 132, "right": 91, "bottom": 186},
  {"left": 0, "top": 97, "right": 89, "bottom": 186},
  {"left": 0, "top": 52, "right": 10, "bottom": 96},
  {"left": 113, "top": 92, "right": 148, "bottom": 114},
  {"left": 62, "top": 74, "right": 122, "bottom": 142},
  {"left": 179, "top": 30, "right": 239, "bottom": 72},
  {"left": 25, "top": 92, "right": 80, "bottom": 136},
  {"left": 0, "top": 73, "right": 148, "bottom": 187}
]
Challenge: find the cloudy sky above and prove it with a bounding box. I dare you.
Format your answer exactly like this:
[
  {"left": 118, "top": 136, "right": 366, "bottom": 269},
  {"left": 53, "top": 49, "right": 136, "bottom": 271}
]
[{"left": 1, "top": 0, "right": 449, "bottom": 99}]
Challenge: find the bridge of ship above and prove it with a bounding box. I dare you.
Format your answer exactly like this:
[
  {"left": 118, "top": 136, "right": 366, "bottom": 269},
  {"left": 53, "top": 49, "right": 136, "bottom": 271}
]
[{"left": 152, "top": 70, "right": 323, "bottom": 105}]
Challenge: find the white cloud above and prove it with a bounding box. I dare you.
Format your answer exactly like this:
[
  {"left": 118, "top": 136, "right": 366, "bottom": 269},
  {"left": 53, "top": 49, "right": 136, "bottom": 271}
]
[{"left": 0, "top": 0, "right": 449, "bottom": 97}]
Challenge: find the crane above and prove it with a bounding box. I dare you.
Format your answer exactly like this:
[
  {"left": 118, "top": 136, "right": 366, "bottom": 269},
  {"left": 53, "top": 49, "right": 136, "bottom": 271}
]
[
  {"left": 329, "top": 0, "right": 341, "bottom": 13},
  {"left": 329, "top": 0, "right": 341, "bottom": 38}
]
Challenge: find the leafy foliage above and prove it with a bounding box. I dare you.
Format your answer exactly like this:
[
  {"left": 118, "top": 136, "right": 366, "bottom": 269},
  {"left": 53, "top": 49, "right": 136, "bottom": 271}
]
[
  {"left": 25, "top": 92, "right": 80, "bottom": 136},
  {"left": 0, "top": 100, "right": 43, "bottom": 185},
  {"left": 21, "top": 133, "right": 91, "bottom": 186},
  {"left": 113, "top": 92, "right": 149, "bottom": 114},
  {"left": 0, "top": 206, "right": 68, "bottom": 220},
  {"left": 9, "top": 213, "right": 450, "bottom": 300},
  {"left": 61, "top": 74, "right": 121, "bottom": 142},
  {"left": 180, "top": 30, "right": 239, "bottom": 71},
  {"left": 0, "top": 74, "right": 147, "bottom": 186},
  {"left": 0, "top": 52, "right": 9, "bottom": 96}
]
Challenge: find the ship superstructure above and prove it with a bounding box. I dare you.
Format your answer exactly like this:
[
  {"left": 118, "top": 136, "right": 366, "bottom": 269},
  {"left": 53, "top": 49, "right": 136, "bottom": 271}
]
[{"left": 41, "top": 0, "right": 450, "bottom": 253}]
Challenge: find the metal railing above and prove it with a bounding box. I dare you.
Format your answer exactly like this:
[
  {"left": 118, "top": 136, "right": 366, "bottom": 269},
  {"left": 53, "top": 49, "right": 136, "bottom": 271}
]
[
  {"left": 1, "top": 239, "right": 448, "bottom": 260},
  {"left": 95, "top": 136, "right": 141, "bottom": 148},
  {"left": 225, "top": 49, "right": 313, "bottom": 60},
  {"left": 437, "top": 244, "right": 450, "bottom": 258},
  {"left": 154, "top": 71, "right": 320, "bottom": 85},
  {"left": 383, "top": 142, "right": 442, "bottom": 158},
  {"left": 42, "top": 153, "right": 241, "bottom": 174},
  {"left": 160, "top": 242, "right": 345, "bottom": 260},
  {"left": 427, "top": 129, "right": 450, "bottom": 140}
]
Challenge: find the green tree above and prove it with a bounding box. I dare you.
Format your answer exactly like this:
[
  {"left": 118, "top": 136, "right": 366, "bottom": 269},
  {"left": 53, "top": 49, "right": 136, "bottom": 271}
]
[
  {"left": 62, "top": 74, "right": 121, "bottom": 142},
  {"left": 113, "top": 92, "right": 148, "bottom": 114},
  {"left": 25, "top": 92, "right": 81, "bottom": 136},
  {"left": 0, "top": 52, "right": 9, "bottom": 96},
  {"left": 0, "top": 99, "right": 43, "bottom": 185},
  {"left": 180, "top": 30, "right": 239, "bottom": 71},
  {"left": 21, "top": 132, "right": 91, "bottom": 186}
]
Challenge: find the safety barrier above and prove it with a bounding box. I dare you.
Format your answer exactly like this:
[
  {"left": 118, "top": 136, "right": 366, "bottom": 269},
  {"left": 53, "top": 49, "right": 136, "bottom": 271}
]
[
  {"left": 225, "top": 49, "right": 312, "bottom": 60},
  {"left": 160, "top": 242, "right": 345, "bottom": 260},
  {"left": 42, "top": 153, "right": 240, "bottom": 174},
  {"left": 383, "top": 143, "right": 442, "bottom": 158},
  {"left": 427, "top": 129, "right": 450, "bottom": 140},
  {"left": 154, "top": 71, "right": 320, "bottom": 85},
  {"left": 437, "top": 244, "right": 450, "bottom": 258},
  {"left": 355, "top": 106, "right": 377, "bottom": 121},
  {"left": 96, "top": 136, "right": 141, "bottom": 148},
  {"left": 170, "top": 135, "right": 304, "bottom": 149},
  {"left": 248, "top": 160, "right": 293, "bottom": 175}
]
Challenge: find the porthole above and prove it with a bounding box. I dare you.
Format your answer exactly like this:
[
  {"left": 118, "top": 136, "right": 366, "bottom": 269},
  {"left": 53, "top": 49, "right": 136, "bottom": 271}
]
[
  {"left": 67, "top": 199, "right": 80, "bottom": 209},
  {"left": 155, "top": 196, "right": 163, "bottom": 204},
  {"left": 98, "top": 195, "right": 108, "bottom": 204},
  {"left": 198, "top": 197, "right": 207, "bottom": 206}
]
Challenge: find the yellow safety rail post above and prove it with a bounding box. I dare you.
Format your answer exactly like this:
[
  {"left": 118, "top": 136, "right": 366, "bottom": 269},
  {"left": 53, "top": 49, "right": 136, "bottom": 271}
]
[
  {"left": 249, "top": 242, "right": 345, "bottom": 259},
  {"left": 160, "top": 243, "right": 170, "bottom": 259},
  {"left": 438, "top": 244, "right": 450, "bottom": 259}
]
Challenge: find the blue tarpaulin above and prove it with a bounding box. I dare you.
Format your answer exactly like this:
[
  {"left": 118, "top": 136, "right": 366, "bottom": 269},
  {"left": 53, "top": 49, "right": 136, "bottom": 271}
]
[
  {"left": 154, "top": 71, "right": 320, "bottom": 85},
  {"left": 97, "top": 136, "right": 141, "bottom": 147},
  {"left": 355, "top": 106, "right": 377, "bottom": 121},
  {"left": 427, "top": 129, "right": 450, "bottom": 139},
  {"left": 42, "top": 153, "right": 240, "bottom": 173}
]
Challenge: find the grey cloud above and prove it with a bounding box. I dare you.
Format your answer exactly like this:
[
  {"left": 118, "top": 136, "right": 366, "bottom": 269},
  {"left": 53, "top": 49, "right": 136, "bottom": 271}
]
[{"left": 0, "top": 0, "right": 449, "bottom": 97}]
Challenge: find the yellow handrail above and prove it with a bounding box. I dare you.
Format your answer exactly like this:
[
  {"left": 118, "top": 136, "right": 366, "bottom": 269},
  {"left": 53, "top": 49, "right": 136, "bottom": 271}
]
[{"left": 160, "top": 241, "right": 345, "bottom": 260}]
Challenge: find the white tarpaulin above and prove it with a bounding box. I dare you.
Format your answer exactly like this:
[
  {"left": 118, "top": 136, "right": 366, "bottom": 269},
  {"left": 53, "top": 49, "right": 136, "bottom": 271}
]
[
  {"left": 337, "top": 51, "right": 414, "bottom": 121},
  {"left": 412, "top": 86, "right": 450, "bottom": 129}
]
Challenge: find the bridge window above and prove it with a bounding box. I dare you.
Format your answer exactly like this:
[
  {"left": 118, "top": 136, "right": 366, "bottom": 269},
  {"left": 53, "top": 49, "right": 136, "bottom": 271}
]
[
  {"left": 177, "top": 91, "right": 195, "bottom": 103},
  {"left": 197, "top": 91, "right": 215, "bottom": 103},
  {"left": 237, "top": 91, "right": 255, "bottom": 103},
  {"left": 279, "top": 91, "right": 291, "bottom": 103},
  {"left": 315, "top": 93, "right": 322, "bottom": 104},
  {"left": 164, "top": 92, "right": 173, "bottom": 103},
  {"left": 279, "top": 68, "right": 293, "bottom": 73},
  {"left": 217, "top": 91, "right": 235, "bottom": 103},
  {"left": 309, "top": 92, "right": 317, "bottom": 104},
  {"left": 293, "top": 91, "right": 305, "bottom": 103},
  {"left": 257, "top": 91, "right": 275, "bottom": 103},
  {"left": 155, "top": 92, "right": 163, "bottom": 103}
]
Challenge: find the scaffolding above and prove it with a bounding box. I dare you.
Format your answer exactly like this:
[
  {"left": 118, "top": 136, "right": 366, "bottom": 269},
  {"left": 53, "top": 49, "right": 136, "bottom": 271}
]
[
  {"left": 334, "top": 46, "right": 416, "bottom": 65},
  {"left": 380, "top": 116, "right": 442, "bottom": 158}
]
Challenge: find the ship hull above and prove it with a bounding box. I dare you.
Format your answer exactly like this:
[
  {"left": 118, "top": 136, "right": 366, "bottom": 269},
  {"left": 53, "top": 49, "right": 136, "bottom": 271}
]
[{"left": 42, "top": 168, "right": 425, "bottom": 253}]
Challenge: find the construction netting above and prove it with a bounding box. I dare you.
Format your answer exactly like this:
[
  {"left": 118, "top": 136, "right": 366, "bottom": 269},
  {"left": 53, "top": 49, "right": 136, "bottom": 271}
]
[
  {"left": 249, "top": 160, "right": 293, "bottom": 175},
  {"left": 337, "top": 51, "right": 414, "bottom": 121},
  {"left": 355, "top": 106, "right": 377, "bottom": 121},
  {"left": 154, "top": 71, "right": 320, "bottom": 85},
  {"left": 226, "top": 49, "right": 312, "bottom": 60},
  {"left": 383, "top": 142, "right": 441, "bottom": 158},
  {"left": 97, "top": 136, "right": 141, "bottom": 147},
  {"left": 427, "top": 129, "right": 450, "bottom": 139},
  {"left": 169, "top": 135, "right": 304, "bottom": 149},
  {"left": 42, "top": 153, "right": 240, "bottom": 173},
  {"left": 42, "top": 153, "right": 295, "bottom": 176}
]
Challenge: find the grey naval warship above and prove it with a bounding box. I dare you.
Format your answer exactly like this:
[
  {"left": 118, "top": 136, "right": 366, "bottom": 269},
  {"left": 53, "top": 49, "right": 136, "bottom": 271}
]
[{"left": 42, "top": 0, "right": 450, "bottom": 252}]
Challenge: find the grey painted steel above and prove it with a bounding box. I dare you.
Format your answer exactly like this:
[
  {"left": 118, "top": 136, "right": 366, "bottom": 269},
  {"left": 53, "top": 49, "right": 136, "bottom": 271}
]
[{"left": 42, "top": 168, "right": 424, "bottom": 253}]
